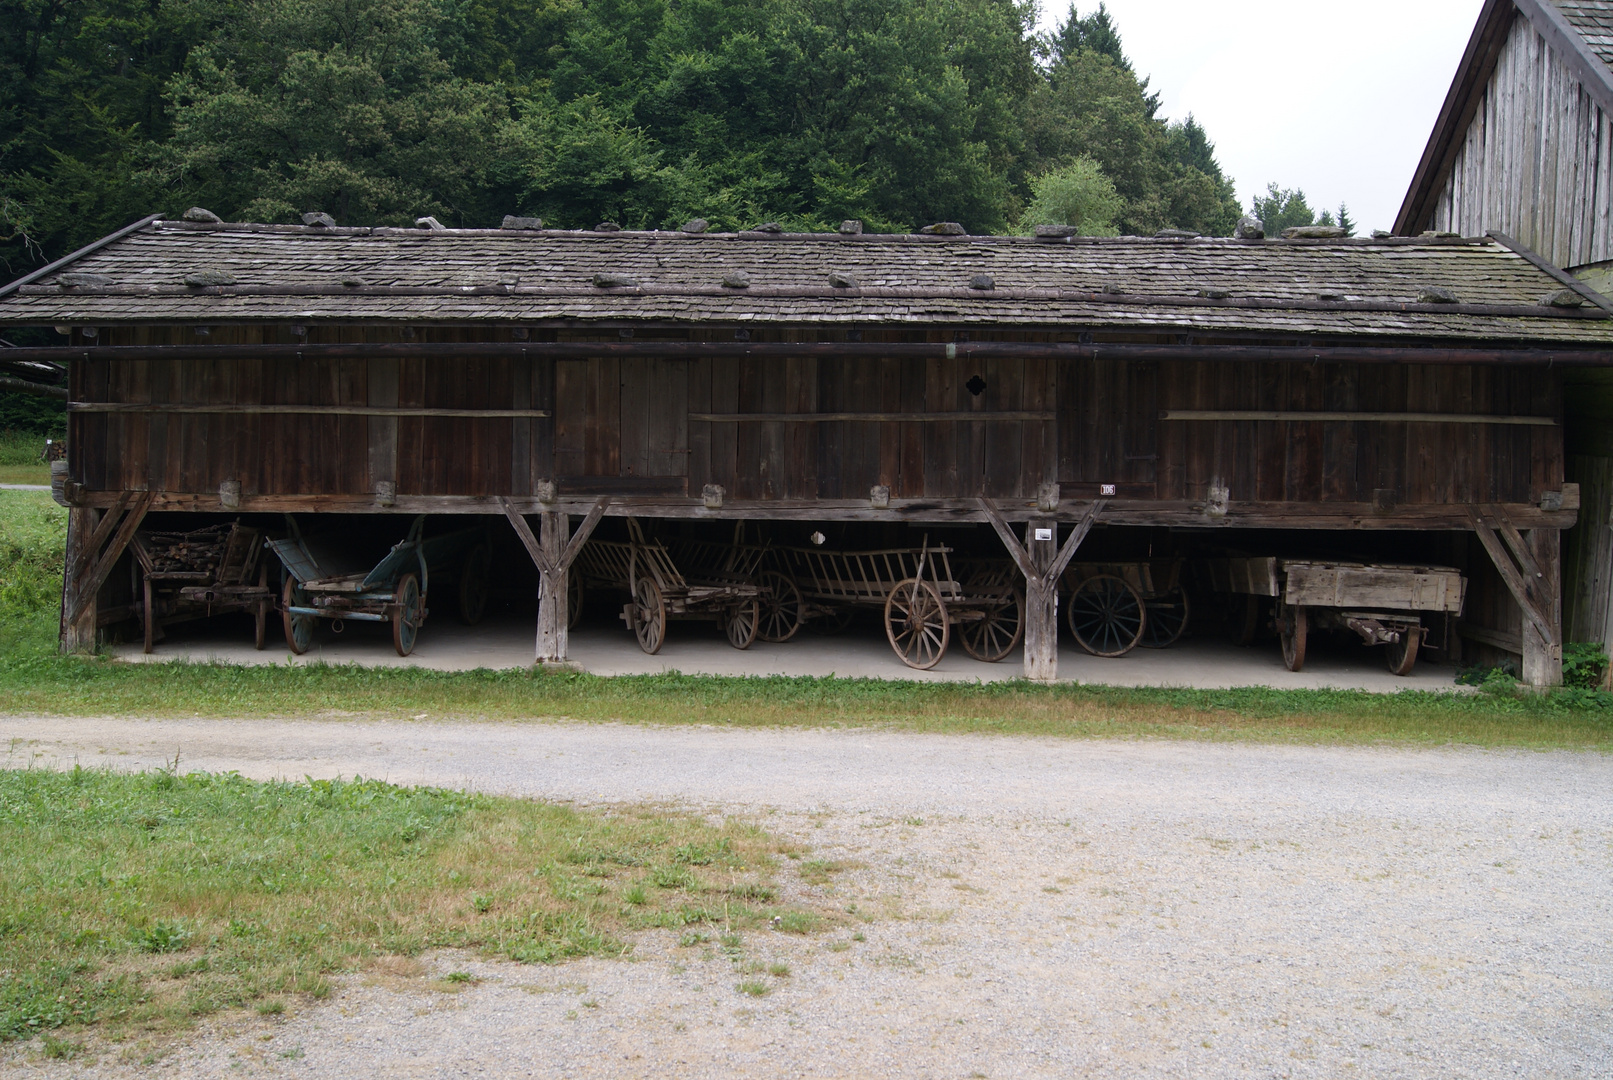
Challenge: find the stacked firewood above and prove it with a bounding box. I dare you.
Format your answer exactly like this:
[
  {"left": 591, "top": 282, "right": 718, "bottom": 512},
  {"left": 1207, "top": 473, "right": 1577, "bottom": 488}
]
[{"left": 142, "top": 525, "right": 233, "bottom": 575}]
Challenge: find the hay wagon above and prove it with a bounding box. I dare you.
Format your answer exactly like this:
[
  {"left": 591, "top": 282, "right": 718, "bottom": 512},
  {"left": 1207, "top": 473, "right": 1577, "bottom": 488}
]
[
  {"left": 771, "top": 541, "right": 1024, "bottom": 669},
  {"left": 131, "top": 520, "right": 275, "bottom": 653},
  {"left": 571, "top": 518, "right": 763, "bottom": 653},
  {"left": 1059, "top": 559, "right": 1190, "bottom": 657},
  {"left": 1207, "top": 557, "right": 1466, "bottom": 675}
]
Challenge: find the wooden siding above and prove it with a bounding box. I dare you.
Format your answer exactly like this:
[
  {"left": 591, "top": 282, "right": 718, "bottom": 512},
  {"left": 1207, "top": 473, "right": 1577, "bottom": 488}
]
[
  {"left": 1432, "top": 14, "right": 1613, "bottom": 269},
  {"left": 69, "top": 327, "right": 1563, "bottom": 510}
]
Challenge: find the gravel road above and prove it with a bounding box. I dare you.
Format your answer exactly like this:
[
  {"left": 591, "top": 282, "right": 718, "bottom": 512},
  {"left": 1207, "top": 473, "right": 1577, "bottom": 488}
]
[{"left": 2, "top": 716, "right": 1610, "bottom": 1079}]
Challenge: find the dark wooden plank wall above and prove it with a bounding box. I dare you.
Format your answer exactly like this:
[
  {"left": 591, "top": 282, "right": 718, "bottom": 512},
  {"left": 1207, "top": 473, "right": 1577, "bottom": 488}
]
[{"left": 75, "top": 329, "right": 1562, "bottom": 506}]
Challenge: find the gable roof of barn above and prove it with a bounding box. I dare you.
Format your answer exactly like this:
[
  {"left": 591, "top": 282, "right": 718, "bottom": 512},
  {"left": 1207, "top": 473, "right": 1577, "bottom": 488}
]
[
  {"left": 1396, "top": 0, "right": 1613, "bottom": 239},
  {"left": 2, "top": 216, "right": 1612, "bottom": 346}
]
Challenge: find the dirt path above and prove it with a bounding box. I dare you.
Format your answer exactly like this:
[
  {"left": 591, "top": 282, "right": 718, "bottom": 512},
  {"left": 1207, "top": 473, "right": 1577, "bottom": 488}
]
[{"left": 3, "top": 717, "right": 1610, "bottom": 1079}]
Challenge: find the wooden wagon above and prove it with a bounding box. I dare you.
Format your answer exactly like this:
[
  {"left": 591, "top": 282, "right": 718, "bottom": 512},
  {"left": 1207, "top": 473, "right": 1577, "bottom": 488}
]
[
  {"left": 571, "top": 518, "right": 763, "bottom": 653},
  {"left": 267, "top": 515, "right": 491, "bottom": 657},
  {"left": 1206, "top": 557, "right": 1466, "bottom": 675},
  {"left": 772, "top": 540, "right": 1024, "bottom": 669},
  {"left": 1059, "top": 559, "right": 1190, "bottom": 657},
  {"left": 131, "top": 521, "right": 275, "bottom": 653}
]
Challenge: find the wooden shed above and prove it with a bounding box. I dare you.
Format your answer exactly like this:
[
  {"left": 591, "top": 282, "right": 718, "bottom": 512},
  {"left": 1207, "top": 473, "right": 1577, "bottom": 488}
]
[
  {"left": 1398, "top": 0, "right": 1613, "bottom": 664},
  {"left": 2, "top": 215, "right": 1609, "bottom": 683}
]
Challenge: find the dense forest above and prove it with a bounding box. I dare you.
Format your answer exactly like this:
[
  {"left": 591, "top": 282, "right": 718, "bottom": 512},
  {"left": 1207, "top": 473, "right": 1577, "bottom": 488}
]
[{"left": 1, "top": 0, "right": 1250, "bottom": 277}]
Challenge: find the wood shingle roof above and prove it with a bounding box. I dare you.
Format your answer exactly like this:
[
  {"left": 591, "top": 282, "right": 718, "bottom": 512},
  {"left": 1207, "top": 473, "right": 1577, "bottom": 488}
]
[{"left": 3, "top": 218, "right": 1612, "bottom": 345}]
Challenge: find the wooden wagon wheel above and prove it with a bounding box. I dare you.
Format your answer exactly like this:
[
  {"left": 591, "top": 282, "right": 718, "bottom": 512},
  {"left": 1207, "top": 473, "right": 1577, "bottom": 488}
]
[
  {"left": 1140, "top": 589, "right": 1191, "bottom": 649},
  {"left": 1277, "top": 602, "right": 1306, "bottom": 672},
  {"left": 1385, "top": 625, "right": 1421, "bottom": 676},
  {"left": 960, "top": 588, "right": 1025, "bottom": 663},
  {"left": 457, "top": 543, "right": 491, "bottom": 625},
  {"left": 756, "top": 570, "right": 803, "bottom": 642},
  {"left": 631, "top": 576, "right": 667, "bottom": 654},
  {"left": 884, "top": 577, "right": 950, "bottom": 670},
  {"left": 392, "top": 572, "right": 423, "bottom": 657},
  {"left": 282, "top": 577, "right": 315, "bottom": 655},
  {"left": 1066, "top": 574, "right": 1147, "bottom": 657},
  {"left": 567, "top": 571, "right": 584, "bottom": 630},
  {"left": 722, "top": 597, "right": 760, "bottom": 650}
]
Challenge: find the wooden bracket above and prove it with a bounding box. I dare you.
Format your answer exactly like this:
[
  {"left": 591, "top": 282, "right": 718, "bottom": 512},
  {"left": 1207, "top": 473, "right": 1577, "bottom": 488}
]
[
  {"left": 1469, "top": 506, "right": 1558, "bottom": 644},
  {"left": 978, "top": 496, "right": 1104, "bottom": 583},
  {"left": 500, "top": 495, "right": 609, "bottom": 576},
  {"left": 65, "top": 491, "right": 154, "bottom": 624}
]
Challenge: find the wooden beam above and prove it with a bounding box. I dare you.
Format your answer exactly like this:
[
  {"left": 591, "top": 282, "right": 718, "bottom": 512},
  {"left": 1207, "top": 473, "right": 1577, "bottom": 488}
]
[
  {"left": 499, "top": 497, "right": 552, "bottom": 574},
  {"left": 12, "top": 340, "right": 1613, "bottom": 368},
  {"left": 977, "top": 497, "right": 1035, "bottom": 579},
  {"left": 66, "top": 491, "right": 153, "bottom": 626},
  {"left": 1469, "top": 508, "right": 1558, "bottom": 644},
  {"left": 1161, "top": 409, "right": 1556, "bottom": 426},
  {"left": 0, "top": 375, "right": 67, "bottom": 399},
  {"left": 557, "top": 498, "right": 610, "bottom": 572},
  {"left": 65, "top": 490, "right": 1582, "bottom": 531},
  {"left": 0, "top": 213, "right": 164, "bottom": 300},
  {"left": 69, "top": 404, "right": 551, "bottom": 418},
  {"left": 692, "top": 412, "right": 1057, "bottom": 423},
  {"left": 59, "top": 507, "right": 99, "bottom": 653},
  {"left": 1048, "top": 501, "right": 1106, "bottom": 582}
]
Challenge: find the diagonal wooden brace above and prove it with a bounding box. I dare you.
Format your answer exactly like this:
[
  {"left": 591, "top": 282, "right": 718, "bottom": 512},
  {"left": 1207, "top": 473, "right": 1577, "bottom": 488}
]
[
  {"left": 977, "top": 497, "right": 1105, "bottom": 586},
  {"left": 67, "top": 490, "right": 153, "bottom": 625},
  {"left": 499, "top": 497, "right": 552, "bottom": 574},
  {"left": 1469, "top": 506, "right": 1558, "bottom": 645}
]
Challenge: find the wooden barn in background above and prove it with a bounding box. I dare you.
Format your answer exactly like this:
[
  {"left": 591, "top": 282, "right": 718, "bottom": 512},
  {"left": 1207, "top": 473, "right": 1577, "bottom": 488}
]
[
  {"left": 1397, "top": 0, "right": 1613, "bottom": 670},
  {"left": 1, "top": 214, "right": 1609, "bottom": 684}
]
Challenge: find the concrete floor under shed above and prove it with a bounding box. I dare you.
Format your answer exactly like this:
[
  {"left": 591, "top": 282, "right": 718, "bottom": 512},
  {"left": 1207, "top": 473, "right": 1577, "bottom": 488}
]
[{"left": 108, "top": 610, "right": 1465, "bottom": 692}]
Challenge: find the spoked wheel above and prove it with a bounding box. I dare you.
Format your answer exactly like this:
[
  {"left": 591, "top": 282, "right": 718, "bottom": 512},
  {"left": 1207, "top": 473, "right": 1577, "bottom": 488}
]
[
  {"left": 756, "top": 571, "right": 803, "bottom": 643},
  {"left": 282, "top": 577, "right": 315, "bottom": 655},
  {"left": 1277, "top": 602, "right": 1307, "bottom": 672},
  {"left": 1066, "top": 575, "right": 1147, "bottom": 657},
  {"left": 632, "top": 576, "right": 666, "bottom": 654},
  {"left": 722, "top": 597, "right": 760, "bottom": 649},
  {"left": 457, "top": 543, "right": 491, "bottom": 625},
  {"left": 567, "top": 572, "right": 584, "bottom": 630},
  {"left": 1385, "top": 625, "right": 1422, "bottom": 676},
  {"left": 1140, "top": 589, "right": 1191, "bottom": 649},
  {"left": 960, "top": 588, "right": 1025, "bottom": 662},
  {"left": 392, "top": 572, "right": 423, "bottom": 656},
  {"left": 884, "top": 577, "right": 950, "bottom": 670}
]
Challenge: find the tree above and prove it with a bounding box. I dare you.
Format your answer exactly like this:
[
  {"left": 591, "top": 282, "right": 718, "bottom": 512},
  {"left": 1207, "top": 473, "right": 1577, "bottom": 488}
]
[
  {"left": 1021, "top": 157, "right": 1122, "bottom": 235},
  {"left": 1250, "top": 184, "right": 1317, "bottom": 236}
]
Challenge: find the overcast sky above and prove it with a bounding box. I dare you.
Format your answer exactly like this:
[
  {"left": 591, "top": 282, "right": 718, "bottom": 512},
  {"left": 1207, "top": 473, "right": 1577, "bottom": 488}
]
[{"left": 1036, "top": 0, "right": 1486, "bottom": 233}]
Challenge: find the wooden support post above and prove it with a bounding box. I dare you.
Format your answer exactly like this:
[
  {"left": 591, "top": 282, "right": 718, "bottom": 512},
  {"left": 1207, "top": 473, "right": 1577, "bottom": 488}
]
[
  {"left": 979, "top": 497, "right": 1104, "bottom": 683},
  {"left": 535, "top": 511, "right": 570, "bottom": 664},
  {"left": 501, "top": 496, "right": 609, "bottom": 668},
  {"left": 59, "top": 507, "right": 100, "bottom": 653},
  {"left": 1023, "top": 518, "right": 1059, "bottom": 682},
  {"left": 1523, "top": 528, "right": 1563, "bottom": 689}
]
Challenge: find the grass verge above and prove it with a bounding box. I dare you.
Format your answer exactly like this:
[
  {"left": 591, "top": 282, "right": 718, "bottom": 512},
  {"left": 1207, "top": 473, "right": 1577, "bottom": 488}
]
[
  {"left": 0, "top": 766, "right": 802, "bottom": 1046},
  {"left": 1, "top": 488, "right": 1610, "bottom": 750}
]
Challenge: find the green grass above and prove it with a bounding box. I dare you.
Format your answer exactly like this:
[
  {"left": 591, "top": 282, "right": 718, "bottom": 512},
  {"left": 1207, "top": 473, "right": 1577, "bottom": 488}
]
[
  {"left": 1, "top": 488, "right": 1610, "bottom": 750},
  {"left": 0, "top": 431, "right": 53, "bottom": 486},
  {"left": 0, "top": 767, "right": 802, "bottom": 1045}
]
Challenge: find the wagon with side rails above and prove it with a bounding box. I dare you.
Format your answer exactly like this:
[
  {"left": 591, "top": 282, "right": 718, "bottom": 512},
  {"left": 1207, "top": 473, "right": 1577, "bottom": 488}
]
[
  {"left": 768, "top": 540, "right": 1025, "bottom": 670},
  {"left": 570, "top": 518, "right": 764, "bottom": 653},
  {"left": 1058, "top": 558, "right": 1191, "bottom": 657}
]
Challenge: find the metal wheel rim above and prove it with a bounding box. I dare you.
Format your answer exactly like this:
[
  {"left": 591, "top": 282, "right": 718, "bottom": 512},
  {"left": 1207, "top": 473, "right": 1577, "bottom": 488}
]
[
  {"left": 633, "top": 577, "right": 665, "bottom": 654},
  {"left": 393, "top": 573, "right": 421, "bottom": 656},
  {"left": 725, "top": 598, "right": 760, "bottom": 650},
  {"left": 458, "top": 544, "right": 490, "bottom": 625},
  {"left": 1140, "top": 589, "right": 1190, "bottom": 649},
  {"left": 282, "top": 578, "right": 314, "bottom": 655},
  {"left": 756, "top": 571, "right": 803, "bottom": 643},
  {"left": 1067, "top": 575, "right": 1146, "bottom": 657},
  {"left": 884, "top": 578, "right": 950, "bottom": 670},
  {"left": 1386, "top": 626, "right": 1421, "bottom": 676},
  {"left": 960, "top": 588, "right": 1025, "bottom": 662}
]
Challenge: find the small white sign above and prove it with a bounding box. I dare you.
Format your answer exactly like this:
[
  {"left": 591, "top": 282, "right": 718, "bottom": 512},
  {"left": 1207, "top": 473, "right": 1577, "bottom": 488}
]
[
  {"left": 1100, "top": 483, "right": 1117, "bottom": 496},
  {"left": 1034, "top": 528, "right": 1054, "bottom": 542}
]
